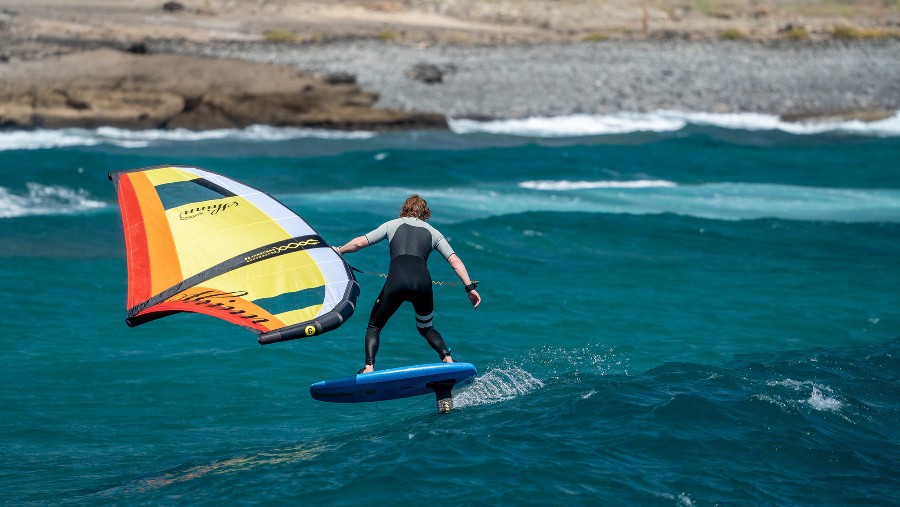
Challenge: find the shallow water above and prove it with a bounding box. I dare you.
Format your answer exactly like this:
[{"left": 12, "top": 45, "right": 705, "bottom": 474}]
[{"left": 1, "top": 113, "right": 898, "bottom": 505}]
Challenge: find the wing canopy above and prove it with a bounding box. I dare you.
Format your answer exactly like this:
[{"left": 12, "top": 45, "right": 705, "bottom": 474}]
[{"left": 109, "top": 165, "right": 358, "bottom": 344}]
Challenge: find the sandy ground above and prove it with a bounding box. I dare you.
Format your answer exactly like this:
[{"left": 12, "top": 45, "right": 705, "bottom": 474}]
[{"left": 3, "top": 0, "right": 898, "bottom": 53}]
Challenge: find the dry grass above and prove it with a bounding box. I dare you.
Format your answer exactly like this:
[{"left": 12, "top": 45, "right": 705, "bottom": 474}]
[{"left": 830, "top": 24, "right": 899, "bottom": 39}]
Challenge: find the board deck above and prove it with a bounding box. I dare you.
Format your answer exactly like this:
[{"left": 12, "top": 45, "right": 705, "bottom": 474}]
[{"left": 310, "top": 362, "right": 477, "bottom": 403}]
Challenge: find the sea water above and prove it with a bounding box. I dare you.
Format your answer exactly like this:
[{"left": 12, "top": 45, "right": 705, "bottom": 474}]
[{"left": 1, "top": 112, "right": 898, "bottom": 505}]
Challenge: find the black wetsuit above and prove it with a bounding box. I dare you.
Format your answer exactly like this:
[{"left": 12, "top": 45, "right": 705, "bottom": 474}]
[{"left": 363, "top": 217, "right": 456, "bottom": 366}]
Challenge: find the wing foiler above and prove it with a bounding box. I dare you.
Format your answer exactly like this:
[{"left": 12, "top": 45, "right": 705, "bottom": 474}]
[{"left": 109, "top": 165, "right": 359, "bottom": 344}]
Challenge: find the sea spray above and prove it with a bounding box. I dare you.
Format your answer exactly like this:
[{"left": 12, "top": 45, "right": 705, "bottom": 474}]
[{"left": 454, "top": 366, "right": 544, "bottom": 408}]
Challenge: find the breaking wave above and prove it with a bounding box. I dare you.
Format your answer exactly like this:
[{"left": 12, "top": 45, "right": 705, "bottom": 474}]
[
  {"left": 449, "top": 110, "right": 900, "bottom": 137},
  {"left": 0, "top": 125, "right": 375, "bottom": 151},
  {"left": 0, "top": 183, "right": 107, "bottom": 218}
]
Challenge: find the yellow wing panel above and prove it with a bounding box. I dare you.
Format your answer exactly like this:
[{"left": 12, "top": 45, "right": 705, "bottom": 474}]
[
  {"left": 197, "top": 251, "right": 328, "bottom": 327},
  {"left": 165, "top": 196, "right": 292, "bottom": 279},
  {"left": 144, "top": 166, "right": 201, "bottom": 186},
  {"left": 200, "top": 251, "right": 326, "bottom": 301}
]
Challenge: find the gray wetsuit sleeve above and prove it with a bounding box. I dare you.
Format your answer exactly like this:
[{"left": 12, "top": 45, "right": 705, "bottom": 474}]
[
  {"left": 434, "top": 233, "right": 456, "bottom": 261},
  {"left": 365, "top": 221, "right": 391, "bottom": 245}
]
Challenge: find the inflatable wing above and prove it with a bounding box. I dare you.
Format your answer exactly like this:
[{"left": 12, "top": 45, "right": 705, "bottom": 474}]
[{"left": 109, "top": 165, "right": 359, "bottom": 344}]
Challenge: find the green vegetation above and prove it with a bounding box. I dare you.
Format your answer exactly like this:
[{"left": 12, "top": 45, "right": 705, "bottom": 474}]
[
  {"left": 582, "top": 32, "right": 610, "bottom": 42},
  {"left": 264, "top": 29, "right": 298, "bottom": 43},
  {"left": 719, "top": 28, "right": 746, "bottom": 40},
  {"left": 377, "top": 30, "right": 403, "bottom": 41}
]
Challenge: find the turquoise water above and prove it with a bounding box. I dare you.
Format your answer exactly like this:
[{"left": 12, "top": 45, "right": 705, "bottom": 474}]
[{"left": 1, "top": 116, "right": 899, "bottom": 505}]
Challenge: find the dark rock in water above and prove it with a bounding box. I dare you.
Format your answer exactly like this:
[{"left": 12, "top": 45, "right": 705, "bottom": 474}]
[
  {"left": 126, "top": 42, "right": 147, "bottom": 54},
  {"left": 162, "top": 2, "right": 184, "bottom": 13},
  {"left": 406, "top": 63, "right": 455, "bottom": 84},
  {"left": 323, "top": 72, "right": 357, "bottom": 85}
]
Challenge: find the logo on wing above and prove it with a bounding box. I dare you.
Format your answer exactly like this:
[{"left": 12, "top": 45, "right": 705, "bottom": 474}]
[{"left": 179, "top": 201, "right": 239, "bottom": 220}]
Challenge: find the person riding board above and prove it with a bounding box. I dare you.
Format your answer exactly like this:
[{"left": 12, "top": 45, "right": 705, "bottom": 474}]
[{"left": 334, "top": 195, "right": 481, "bottom": 374}]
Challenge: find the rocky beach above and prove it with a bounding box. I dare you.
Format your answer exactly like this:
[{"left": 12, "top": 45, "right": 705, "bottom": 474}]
[{"left": 1, "top": 0, "right": 898, "bottom": 130}]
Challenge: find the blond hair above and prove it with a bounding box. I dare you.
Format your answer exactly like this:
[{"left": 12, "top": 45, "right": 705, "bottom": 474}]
[{"left": 399, "top": 194, "right": 431, "bottom": 221}]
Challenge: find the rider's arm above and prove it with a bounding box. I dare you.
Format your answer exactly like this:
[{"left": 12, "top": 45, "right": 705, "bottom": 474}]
[
  {"left": 448, "top": 254, "right": 481, "bottom": 309},
  {"left": 335, "top": 235, "right": 369, "bottom": 254}
]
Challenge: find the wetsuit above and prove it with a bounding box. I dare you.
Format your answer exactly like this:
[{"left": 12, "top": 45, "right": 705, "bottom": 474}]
[{"left": 363, "top": 217, "right": 456, "bottom": 366}]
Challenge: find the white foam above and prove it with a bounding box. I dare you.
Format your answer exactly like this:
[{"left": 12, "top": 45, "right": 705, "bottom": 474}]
[
  {"left": 0, "top": 125, "right": 374, "bottom": 151},
  {"left": 2, "top": 111, "right": 896, "bottom": 150},
  {"left": 0, "top": 129, "right": 103, "bottom": 151},
  {"left": 807, "top": 386, "right": 843, "bottom": 411},
  {"left": 450, "top": 113, "right": 686, "bottom": 136},
  {"left": 520, "top": 179, "right": 677, "bottom": 190},
  {"left": 453, "top": 366, "right": 544, "bottom": 408},
  {"left": 0, "top": 183, "right": 107, "bottom": 218},
  {"left": 450, "top": 110, "right": 900, "bottom": 137},
  {"left": 766, "top": 379, "right": 844, "bottom": 412}
]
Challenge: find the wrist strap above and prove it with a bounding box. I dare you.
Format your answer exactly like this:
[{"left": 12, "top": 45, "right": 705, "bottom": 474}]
[{"left": 464, "top": 282, "right": 478, "bottom": 293}]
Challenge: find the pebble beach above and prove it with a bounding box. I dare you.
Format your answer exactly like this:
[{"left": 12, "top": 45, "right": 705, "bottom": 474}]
[{"left": 167, "top": 38, "right": 900, "bottom": 120}]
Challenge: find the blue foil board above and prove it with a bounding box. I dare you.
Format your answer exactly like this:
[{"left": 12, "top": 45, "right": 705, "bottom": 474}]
[{"left": 310, "top": 363, "right": 477, "bottom": 403}]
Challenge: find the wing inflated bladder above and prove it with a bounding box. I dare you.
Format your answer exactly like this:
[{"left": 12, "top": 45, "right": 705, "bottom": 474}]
[{"left": 109, "top": 165, "right": 359, "bottom": 344}]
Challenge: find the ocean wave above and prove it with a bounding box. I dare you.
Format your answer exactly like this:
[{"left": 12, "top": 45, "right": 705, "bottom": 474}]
[
  {"left": 753, "top": 379, "right": 850, "bottom": 423},
  {"left": 0, "top": 125, "right": 375, "bottom": 151},
  {"left": 0, "top": 183, "right": 107, "bottom": 218},
  {"left": 520, "top": 179, "right": 678, "bottom": 190},
  {"left": 449, "top": 110, "right": 900, "bottom": 137},
  {"left": 450, "top": 113, "right": 685, "bottom": 136},
  {"left": 1, "top": 110, "right": 896, "bottom": 152},
  {"left": 288, "top": 182, "right": 900, "bottom": 224},
  {"left": 13, "top": 178, "right": 899, "bottom": 223}
]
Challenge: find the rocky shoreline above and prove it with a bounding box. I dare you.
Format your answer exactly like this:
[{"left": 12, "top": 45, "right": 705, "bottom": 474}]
[
  {"left": 0, "top": 1, "right": 898, "bottom": 131},
  {"left": 0, "top": 48, "right": 447, "bottom": 131}
]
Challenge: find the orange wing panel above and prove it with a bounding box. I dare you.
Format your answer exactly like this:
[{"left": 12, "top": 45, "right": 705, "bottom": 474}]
[
  {"left": 134, "top": 286, "right": 286, "bottom": 333},
  {"left": 127, "top": 172, "right": 183, "bottom": 298}
]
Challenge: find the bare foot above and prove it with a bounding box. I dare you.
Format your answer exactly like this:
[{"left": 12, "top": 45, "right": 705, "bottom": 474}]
[
  {"left": 442, "top": 356, "right": 454, "bottom": 363},
  {"left": 357, "top": 365, "right": 374, "bottom": 374}
]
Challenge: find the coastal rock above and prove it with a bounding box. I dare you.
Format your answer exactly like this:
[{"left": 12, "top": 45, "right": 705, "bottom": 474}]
[
  {"left": 0, "top": 49, "right": 448, "bottom": 131},
  {"left": 162, "top": 2, "right": 184, "bottom": 13},
  {"left": 406, "top": 63, "right": 456, "bottom": 84}
]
